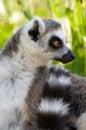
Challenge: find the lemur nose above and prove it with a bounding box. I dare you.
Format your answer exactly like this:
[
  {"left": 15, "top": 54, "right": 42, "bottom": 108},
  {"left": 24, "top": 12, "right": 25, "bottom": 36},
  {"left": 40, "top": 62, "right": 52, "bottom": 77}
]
[
  {"left": 62, "top": 50, "right": 75, "bottom": 63},
  {"left": 65, "top": 49, "right": 75, "bottom": 60},
  {"left": 71, "top": 53, "right": 75, "bottom": 60}
]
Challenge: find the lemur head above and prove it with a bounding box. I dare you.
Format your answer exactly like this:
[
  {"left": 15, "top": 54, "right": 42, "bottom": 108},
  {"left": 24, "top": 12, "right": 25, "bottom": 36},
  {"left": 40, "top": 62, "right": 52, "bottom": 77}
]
[
  {"left": 20, "top": 16, "right": 75, "bottom": 64},
  {"left": 3, "top": 16, "right": 75, "bottom": 66}
]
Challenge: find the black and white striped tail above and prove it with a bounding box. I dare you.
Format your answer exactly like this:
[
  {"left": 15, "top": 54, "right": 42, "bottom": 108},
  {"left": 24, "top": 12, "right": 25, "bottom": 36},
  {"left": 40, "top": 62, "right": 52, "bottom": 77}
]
[{"left": 36, "top": 65, "right": 72, "bottom": 130}]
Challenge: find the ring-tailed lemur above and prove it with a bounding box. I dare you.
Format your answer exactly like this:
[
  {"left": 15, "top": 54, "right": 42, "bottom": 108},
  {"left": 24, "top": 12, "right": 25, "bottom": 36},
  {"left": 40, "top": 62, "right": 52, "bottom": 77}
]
[
  {"left": 24, "top": 65, "right": 76, "bottom": 130},
  {"left": 0, "top": 16, "right": 75, "bottom": 130}
]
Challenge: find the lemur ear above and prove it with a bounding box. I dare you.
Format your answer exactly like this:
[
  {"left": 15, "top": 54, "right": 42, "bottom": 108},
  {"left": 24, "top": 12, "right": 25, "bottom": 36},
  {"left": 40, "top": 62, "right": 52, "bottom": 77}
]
[{"left": 28, "top": 16, "right": 45, "bottom": 41}]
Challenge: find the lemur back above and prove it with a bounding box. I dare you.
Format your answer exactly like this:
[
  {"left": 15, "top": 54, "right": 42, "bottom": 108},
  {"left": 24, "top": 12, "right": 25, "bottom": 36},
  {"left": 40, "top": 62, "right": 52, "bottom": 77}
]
[{"left": 25, "top": 65, "right": 76, "bottom": 130}]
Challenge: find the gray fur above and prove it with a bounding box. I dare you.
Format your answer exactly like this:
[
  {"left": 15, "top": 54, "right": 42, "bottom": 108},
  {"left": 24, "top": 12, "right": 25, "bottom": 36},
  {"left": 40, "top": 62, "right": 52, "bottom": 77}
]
[
  {"left": 2, "top": 30, "right": 21, "bottom": 56},
  {"left": 43, "top": 19, "right": 61, "bottom": 33},
  {"left": 71, "top": 74, "right": 86, "bottom": 116},
  {"left": 69, "top": 74, "right": 86, "bottom": 130}
]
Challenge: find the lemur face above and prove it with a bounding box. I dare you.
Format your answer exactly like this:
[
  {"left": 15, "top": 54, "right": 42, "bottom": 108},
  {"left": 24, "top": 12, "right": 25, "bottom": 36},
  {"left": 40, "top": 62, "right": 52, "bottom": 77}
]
[{"left": 20, "top": 16, "right": 75, "bottom": 64}]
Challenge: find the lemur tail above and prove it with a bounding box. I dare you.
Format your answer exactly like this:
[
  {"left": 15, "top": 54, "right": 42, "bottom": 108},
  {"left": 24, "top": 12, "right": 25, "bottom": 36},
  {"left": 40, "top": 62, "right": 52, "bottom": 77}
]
[{"left": 36, "top": 65, "right": 73, "bottom": 130}]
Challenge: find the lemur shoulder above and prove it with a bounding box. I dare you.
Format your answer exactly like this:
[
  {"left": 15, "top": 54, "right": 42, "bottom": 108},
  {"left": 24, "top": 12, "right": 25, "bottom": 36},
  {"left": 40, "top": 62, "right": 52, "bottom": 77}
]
[{"left": 0, "top": 16, "right": 74, "bottom": 130}]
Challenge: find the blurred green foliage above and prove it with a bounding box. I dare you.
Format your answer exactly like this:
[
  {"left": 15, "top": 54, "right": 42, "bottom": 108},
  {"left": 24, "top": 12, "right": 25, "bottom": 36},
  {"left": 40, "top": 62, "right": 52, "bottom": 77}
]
[{"left": 0, "top": 0, "right": 86, "bottom": 75}]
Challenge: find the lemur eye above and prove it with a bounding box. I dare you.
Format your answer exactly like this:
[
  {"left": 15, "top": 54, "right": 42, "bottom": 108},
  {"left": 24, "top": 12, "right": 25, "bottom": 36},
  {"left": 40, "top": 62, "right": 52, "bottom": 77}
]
[
  {"left": 49, "top": 36, "right": 62, "bottom": 49},
  {"left": 53, "top": 41, "right": 59, "bottom": 47}
]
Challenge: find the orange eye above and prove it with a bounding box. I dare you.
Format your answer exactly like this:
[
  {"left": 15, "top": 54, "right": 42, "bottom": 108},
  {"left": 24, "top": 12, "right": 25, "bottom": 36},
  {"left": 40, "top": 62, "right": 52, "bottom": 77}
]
[{"left": 53, "top": 41, "right": 59, "bottom": 47}]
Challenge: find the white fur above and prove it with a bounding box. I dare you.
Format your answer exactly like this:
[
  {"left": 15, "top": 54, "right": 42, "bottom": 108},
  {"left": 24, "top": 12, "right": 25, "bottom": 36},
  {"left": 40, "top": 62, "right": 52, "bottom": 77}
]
[
  {"left": 33, "top": 16, "right": 45, "bottom": 33},
  {"left": 48, "top": 74, "right": 71, "bottom": 87},
  {"left": 0, "top": 56, "right": 36, "bottom": 130},
  {"left": 76, "top": 112, "right": 86, "bottom": 130},
  {"left": 54, "top": 29, "right": 66, "bottom": 43},
  {"left": 39, "top": 98, "right": 69, "bottom": 115},
  {"left": 47, "top": 65, "right": 71, "bottom": 86},
  {"left": 46, "top": 29, "right": 66, "bottom": 44},
  {"left": 20, "top": 16, "right": 45, "bottom": 49}
]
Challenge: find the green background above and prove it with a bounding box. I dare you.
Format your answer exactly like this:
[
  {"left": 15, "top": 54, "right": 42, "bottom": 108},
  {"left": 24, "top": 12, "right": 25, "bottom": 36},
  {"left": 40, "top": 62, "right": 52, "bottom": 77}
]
[{"left": 0, "top": 0, "right": 86, "bottom": 76}]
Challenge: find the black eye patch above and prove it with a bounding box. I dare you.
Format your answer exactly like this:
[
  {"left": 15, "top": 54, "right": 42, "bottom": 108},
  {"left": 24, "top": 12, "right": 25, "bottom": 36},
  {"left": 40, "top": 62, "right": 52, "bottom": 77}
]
[{"left": 49, "top": 36, "right": 63, "bottom": 49}]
